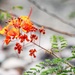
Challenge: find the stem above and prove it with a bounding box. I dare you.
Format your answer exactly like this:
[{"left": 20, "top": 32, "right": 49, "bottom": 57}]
[
  {"left": 32, "top": 42, "right": 73, "bottom": 68},
  {"left": 0, "top": 9, "right": 75, "bottom": 37},
  {"left": 28, "top": 0, "right": 75, "bottom": 29}
]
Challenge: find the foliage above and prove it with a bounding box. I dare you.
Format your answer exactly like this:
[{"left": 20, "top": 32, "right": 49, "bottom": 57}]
[
  {"left": 68, "top": 11, "right": 75, "bottom": 19},
  {"left": 50, "top": 35, "right": 67, "bottom": 52},
  {"left": 0, "top": 11, "right": 11, "bottom": 21},
  {"left": 12, "top": 6, "right": 23, "bottom": 10},
  {"left": 24, "top": 35, "right": 75, "bottom": 75}
]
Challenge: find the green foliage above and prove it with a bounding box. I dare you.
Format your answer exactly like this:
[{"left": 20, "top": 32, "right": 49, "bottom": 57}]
[
  {"left": 66, "top": 46, "right": 75, "bottom": 61},
  {"left": 12, "top": 6, "right": 23, "bottom": 10},
  {"left": 24, "top": 35, "right": 75, "bottom": 75},
  {"left": 24, "top": 58, "right": 73, "bottom": 75},
  {"left": 0, "top": 12, "right": 11, "bottom": 21},
  {"left": 50, "top": 35, "right": 67, "bottom": 52},
  {"left": 68, "top": 11, "right": 75, "bottom": 19}
]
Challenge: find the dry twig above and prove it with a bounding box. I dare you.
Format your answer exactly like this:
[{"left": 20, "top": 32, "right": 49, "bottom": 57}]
[{"left": 28, "top": 0, "right": 75, "bottom": 29}]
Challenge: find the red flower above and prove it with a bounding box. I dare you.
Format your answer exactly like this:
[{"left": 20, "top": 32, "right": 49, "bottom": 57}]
[
  {"left": 39, "top": 27, "right": 45, "bottom": 34},
  {"left": 29, "top": 49, "right": 37, "bottom": 58},
  {"left": 4, "top": 36, "right": 11, "bottom": 45},
  {"left": 30, "top": 26, "right": 38, "bottom": 32},
  {"left": 30, "top": 34, "right": 38, "bottom": 42},
  {"left": 14, "top": 43, "right": 22, "bottom": 54},
  {"left": 8, "top": 18, "right": 22, "bottom": 28},
  {"left": 19, "top": 34, "right": 29, "bottom": 43}
]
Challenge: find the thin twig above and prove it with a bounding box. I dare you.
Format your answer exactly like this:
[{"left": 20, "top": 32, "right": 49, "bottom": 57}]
[
  {"left": 0, "top": 9, "right": 18, "bottom": 17},
  {"left": 33, "top": 21, "right": 75, "bottom": 36},
  {"left": 32, "top": 42, "right": 73, "bottom": 68},
  {"left": 0, "top": 9, "right": 75, "bottom": 36},
  {"left": 28, "top": 0, "right": 75, "bottom": 29}
]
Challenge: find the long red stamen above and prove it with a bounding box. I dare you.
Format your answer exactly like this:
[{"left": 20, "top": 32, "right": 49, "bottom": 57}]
[{"left": 28, "top": 7, "right": 32, "bottom": 17}]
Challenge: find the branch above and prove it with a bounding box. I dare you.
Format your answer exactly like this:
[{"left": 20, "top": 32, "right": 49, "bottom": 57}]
[
  {"left": 0, "top": 9, "right": 75, "bottom": 37},
  {"left": 0, "top": 9, "right": 18, "bottom": 17},
  {"left": 32, "top": 42, "right": 73, "bottom": 68},
  {"left": 28, "top": 0, "right": 75, "bottom": 29},
  {"left": 33, "top": 21, "right": 75, "bottom": 37}
]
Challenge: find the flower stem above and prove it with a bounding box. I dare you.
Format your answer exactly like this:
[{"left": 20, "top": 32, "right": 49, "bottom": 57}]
[{"left": 32, "top": 42, "right": 73, "bottom": 68}]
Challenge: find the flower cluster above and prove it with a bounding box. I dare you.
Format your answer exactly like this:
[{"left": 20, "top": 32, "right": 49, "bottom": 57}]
[{"left": 0, "top": 14, "right": 45, "bottom": 58}]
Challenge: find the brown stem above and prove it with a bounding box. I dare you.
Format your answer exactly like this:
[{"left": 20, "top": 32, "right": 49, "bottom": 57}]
[
  {"left": 33, "top": 21, "right": 75, "bottom": 37},
  {"left": 0, "top": 9, "right": 75, "bottom": 37},
  {"left": 32, "top": 42, "right": 73, "bottom": 68},
  {"left": 28, "top": 0, "right": 75, "bottom": 29}
]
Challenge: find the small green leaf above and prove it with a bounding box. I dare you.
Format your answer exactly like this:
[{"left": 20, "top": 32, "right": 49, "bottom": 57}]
[
  {"left": 45, "top": 59, "right": 50, "bottom": 62},
  {"left": 30, "top": 68, "right": 37, "bottom": 71},
  {"left": 6, "top": 13, "right": 11, "bottom": 19},
  {"left": 26, "top": 71, "right": 33, "bottom": 73},
  {"left": 36, "top": 65, "right": 41, "bottom": 68},
  {"left": 0, "top": 12, "right": 5, "bottom": 20},
  {"left": 36, "top": 69, "right": 40, "bottom": 73},
  {"left": 12, "top": 6, "right": 23, "bottom": 10},
  {"left": 24, "top": 72, "right": 29, "bottom": 75},
  {"left": 69, "top": 11, "right": 75, "bottom": 19},
  {"left": 39, "top": 62, "right": 45, "bottom": 65},
  {"left": 33, "top": 72, "right": 36, "bottom": 75}
]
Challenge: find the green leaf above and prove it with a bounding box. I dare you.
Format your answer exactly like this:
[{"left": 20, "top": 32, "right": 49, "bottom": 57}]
[
  {"left": 72, "top": 46, "right": 75, "bottom": 48},
  {"left": 12, "top": 6, "right": 23, "bottom": 10},
  {"left": 36, "top": 65, "right": 41, "bottom": 68},
  {"left": 24, "top": 72, "right": 29, "bottom": 75},
  {"left": 39, "top": 62, "right": 45, "bottom": 65},
  {"left": 30, "top": 68, "right": 37, "bottom": 71},
  {"left": 0, "top": 12, "right": 5, "bottom": 20},
  {"left": 33, "top": 72, "right": 36, "bottom": 75},
  {"left": 69, "top": 11, "right": 75, "bottom": 19},
  {"left": 45, "top": 59, "right": 51, "bottom": 63},
  {"left": 36, "top": 69, "right": 40, "bottom": 73},
  {"left": 6, "top": 13, "right": 11, "bottom": 19},
  {"left": 52, "top": 58, "right": 61, "bottom": 64},
  {"left": 40, "top": 70, "right": 49, "bottom": 75},
  {"left": 26, "top": 71, "right": 33, "bottom": 73}
]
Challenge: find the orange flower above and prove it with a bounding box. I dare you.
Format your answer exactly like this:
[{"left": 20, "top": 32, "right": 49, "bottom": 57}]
[
  {"left": 7, "top": 27, "right": 20, "bottom": 39},
  {"left": 8, "top": 18, "right": 22, "bottom": 28},
  {"left": 19, "top": 16, "right": 33, "bottom": 32},
  {"left": 19, "top": 34, "right": 29, "bottom": 43},
  {"left": 0, "top": 25, "right": 9, "bottom": 35},
  {"left": 29, "top": 49, "right": 37, "bottom": 58},
  {"left": 14, "top": 43, "right": 22, "bottom": 54},
  {"left": 2, "top": 27, "right": 20, "bottom": 45},
  {"left": 30, "top": 34, "right": 38, "bottom": 42},
  {"left": 0, "top": 8, "right": 45, "bottom": 56},
  {"left": 4, "top": 36, "right": 11, "bottom": 45},
  {"left": 39, "top": 26, "right": 45, "bottom": 34}
]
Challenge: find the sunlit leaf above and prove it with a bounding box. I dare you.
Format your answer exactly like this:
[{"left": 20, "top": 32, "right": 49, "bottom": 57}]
[{"left": 12, "top": 6, "right": 23, "bottom": 10}]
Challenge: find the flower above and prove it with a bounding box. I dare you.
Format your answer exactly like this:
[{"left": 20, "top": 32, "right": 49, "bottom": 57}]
[
  {"left": 4, "top": 35, "right": 11, "bottom": 45},
  {"left": 39, "top": 26, "right": 45, "bottom": 34},
  {"left": 14, "top": 43, "right": 22, "bottom": 54},
  {"left": 0, "top": 9, "right": 45, "bottom": 56},
  {"left": 7, "top": 18, "right": 21, "bottom": 28},
  {"left": 30, "top": 34, "right": 38, "bottom": 42},
  {"left": 19, "top": 34, "right": 29, "bottom": 43},
  {"left": 19, "top": 16, "right": 33, "bottom": 32},
  {"left": 29, "top": 49, "right": 37, "bottom": 58},
  {"left": 0, "top": 26, "right": 9, "bottom": 35},
  {"left": 7, "top": 27, "right": 20, "bottom": 39}
]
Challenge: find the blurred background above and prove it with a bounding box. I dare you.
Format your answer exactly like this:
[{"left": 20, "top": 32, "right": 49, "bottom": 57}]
[{"left": 0, "top": 0, "right": 75, "bottom": 75}]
